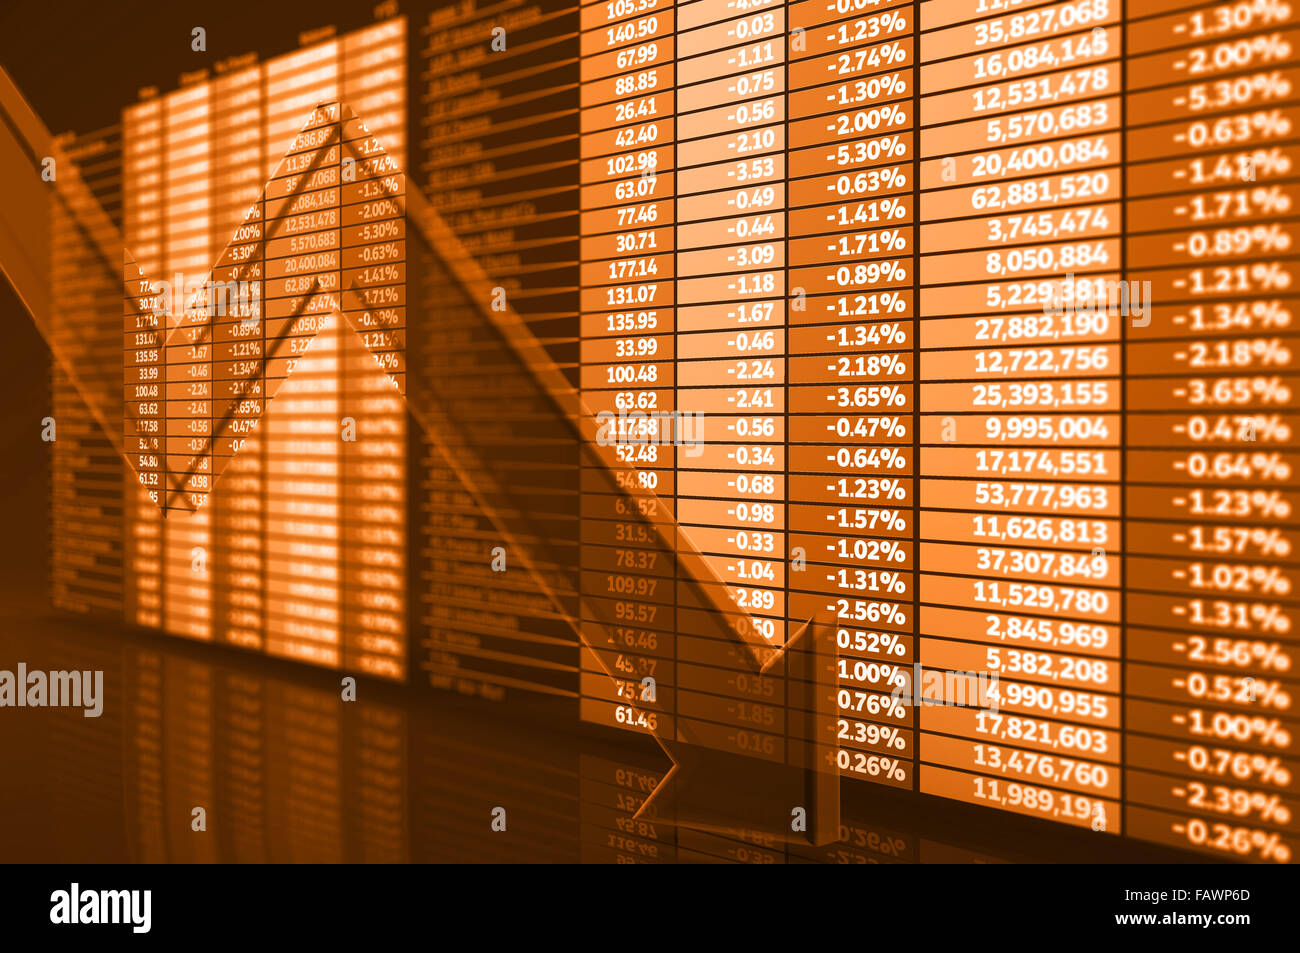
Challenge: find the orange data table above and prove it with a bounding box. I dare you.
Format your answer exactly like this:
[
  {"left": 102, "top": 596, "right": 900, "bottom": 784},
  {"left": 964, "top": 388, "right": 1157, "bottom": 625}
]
[{"left": 573, "top": 0, "right": 1300, "bottom": 863}]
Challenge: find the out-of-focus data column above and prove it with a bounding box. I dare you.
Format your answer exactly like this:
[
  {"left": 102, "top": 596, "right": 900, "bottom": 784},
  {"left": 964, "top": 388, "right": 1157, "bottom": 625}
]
[
  {"left": 262, "top": 102, "right": 345, "bottom": 668},
  {"left": 416, "top": 3, "right": 583, "bottom": 702},
  {"left": 338, "top": 22, "right": 408, "bottom": 676},
  {"left": 788, "top": 0, "right": 918, "bottom": 788},
  {"left": 1122, "top": 0, "right": 1299, "bottom": 861},
  {"left": 579, "top": 0, "right": 679, "bottom": 736},
  {"left": 338, "top": 19, "right": 409, "bottom": 681},
  {"left": 119, "top": 19, "right": 409, "bottom": 676},
  {"left": 209, "top": 63, "right": 267, "bottom": 656},
  {"left": 123, "top": 94, "right": 167, "bottom": 632},
  {"left": 339, "top": 101, "right": 408, "bottom": 680},
  {"left": 917, "top": 0, "right": 1123, "bottom": 830},
  {"left": 163, "top": 85, "right": 214, "bottom": 640},
  {"left": 50, "top": 126, "right": 126, "bottom": 615},
  {"left": 264, "top": 23, "right": 407, "bottom": 674}
]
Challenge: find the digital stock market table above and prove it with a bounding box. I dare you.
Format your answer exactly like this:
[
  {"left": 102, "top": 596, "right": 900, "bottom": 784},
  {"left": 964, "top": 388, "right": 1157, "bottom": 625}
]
[{"left": 0, "top": 0, "right": 1296, "bottom": 928}]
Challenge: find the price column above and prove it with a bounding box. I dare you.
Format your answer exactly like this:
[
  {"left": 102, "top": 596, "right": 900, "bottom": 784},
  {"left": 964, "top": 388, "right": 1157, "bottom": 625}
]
[
  {"left": 787, "top": 0, "right": 918, "bottom": 788},
  {"left": 578, "top": 0, "right": 679, "bottom": 738},
  {"left": 917, "top": 0, "right": 1124, "bottom": 830},
  {"left": 1122, "top": 0, "right": 1300, "bottom": 862}
]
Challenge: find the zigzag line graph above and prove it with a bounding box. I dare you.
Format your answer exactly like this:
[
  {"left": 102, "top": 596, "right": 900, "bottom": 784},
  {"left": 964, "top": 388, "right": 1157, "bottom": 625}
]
[{"left": 121, "top": 100, "right": 405, "bottom": 513}]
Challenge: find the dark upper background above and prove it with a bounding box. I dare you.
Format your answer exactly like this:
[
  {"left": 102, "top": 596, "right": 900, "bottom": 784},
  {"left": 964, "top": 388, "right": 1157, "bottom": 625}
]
[{"left": 0, "top": 0, "right": 360, "bottom": 134}]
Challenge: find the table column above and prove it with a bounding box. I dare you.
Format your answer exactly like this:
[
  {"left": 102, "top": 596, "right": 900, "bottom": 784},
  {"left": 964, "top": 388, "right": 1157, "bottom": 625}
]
[
  {"left": 675, "top": 0, "right": 789, "bottom": 758},
  {"left": 210, "top": 64, "right": 267, "bottom": 652},
  {"left": 263, "top": 103, "right": 344, "bottom": 667},
  {"left": 917, "top": 0, "right": 1123, "bottom": 829},
  {"left": 1122, "top": 0, "right": 1299, "bottom": 861},
  {"left": 123, "top": 99, "right": 165, "bottom": 630},
  {"left": 339, "top": 111, "right": 407, "bottom": 679},
  {"left": 162, "top": 85, "right": 216, "bottom": 641},
  {"left": 788, "top": 0, "right": 918, "bottom": 788},
  {"left": 208, "top": 194, "right": 264, "bottom": 651},
  {"left": 578, "top": 0, "right": 679, "bottom": 738}
]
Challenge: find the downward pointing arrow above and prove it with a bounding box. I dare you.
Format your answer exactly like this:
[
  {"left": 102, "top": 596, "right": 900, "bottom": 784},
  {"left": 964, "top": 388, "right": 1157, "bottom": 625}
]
[{"left": 0, "top": 68, "right": 840, "bottom": 839}]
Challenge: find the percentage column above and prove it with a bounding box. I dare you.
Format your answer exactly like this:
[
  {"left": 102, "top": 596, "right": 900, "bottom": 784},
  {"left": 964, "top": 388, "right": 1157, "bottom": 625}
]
[
  {"left": 1122, "top": 0, "right": 1300, "bottom": 863},
  {"left": 786, "top": 0, "right": 918, "bottom": 789}
]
